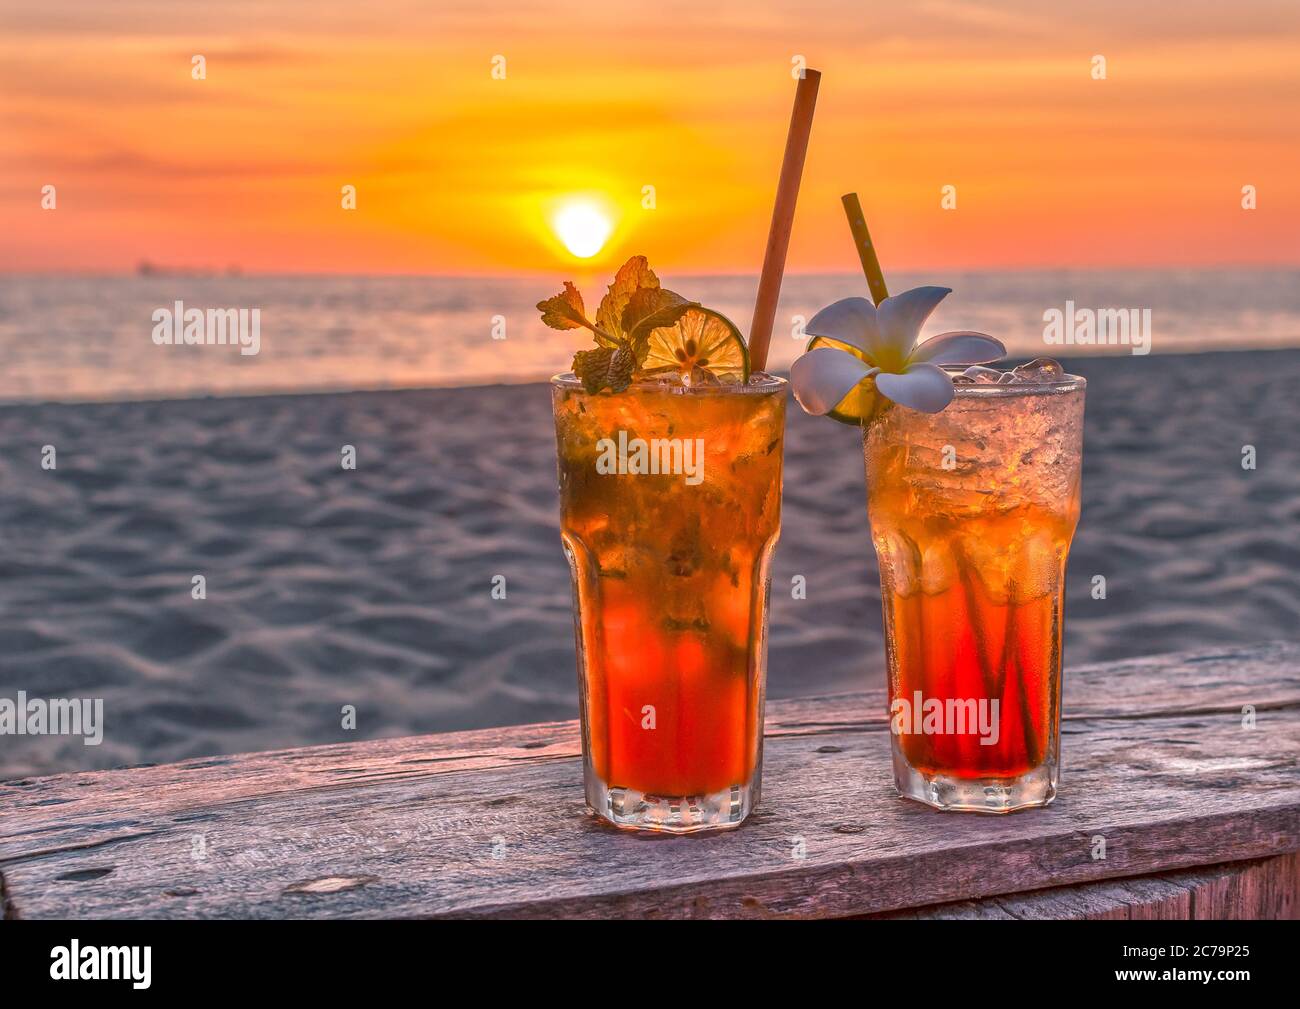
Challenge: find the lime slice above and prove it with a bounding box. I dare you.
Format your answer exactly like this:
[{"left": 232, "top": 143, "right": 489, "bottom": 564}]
[
  {"left": 642, "top": 307, "right": 750, "bottom": 382},
  {"left": 806, "top": 334, "right": 882, "bottom": 426}
]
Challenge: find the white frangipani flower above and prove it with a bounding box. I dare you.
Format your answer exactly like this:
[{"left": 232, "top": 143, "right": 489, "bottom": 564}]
[{"left": 790, "top": 286, "right": 1005, "bottom": 418}]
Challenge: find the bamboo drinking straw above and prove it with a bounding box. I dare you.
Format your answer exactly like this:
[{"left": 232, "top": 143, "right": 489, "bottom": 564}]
[{"left": 747, "top": 69, "right": 821, "bottom": 372}]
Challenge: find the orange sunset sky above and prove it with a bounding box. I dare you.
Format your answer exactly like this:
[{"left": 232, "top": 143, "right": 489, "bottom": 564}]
[{"left": 2, "top": 0, "right": 1298, "bottom": 276}]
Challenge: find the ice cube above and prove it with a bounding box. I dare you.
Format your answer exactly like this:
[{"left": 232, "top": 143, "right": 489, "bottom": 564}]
[
  {"left": 920, "top": 538, "right": 956, "bottom": 595},
  {"left": 961, "top": 366, "right": 1003, "bottom": 384},
  {"left": 957, "top": 535, "right": 1012, "bottom": 605},
  {"left": 874, "top": 529, "right": 921, "bottom": 597},
  {"left": 645, "top": 368, "right": 688, "bottom": 387},
  {"left": 1011, "top": 530, "right": 1064, "bottom": 602},
  {"left": 1008, "top": 357, "right": 1065, "bottom": 383}
]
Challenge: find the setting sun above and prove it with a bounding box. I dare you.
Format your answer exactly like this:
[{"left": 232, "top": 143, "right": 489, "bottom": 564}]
[{"left": 552, "top": 200, "right": 614, "bottom": 259}]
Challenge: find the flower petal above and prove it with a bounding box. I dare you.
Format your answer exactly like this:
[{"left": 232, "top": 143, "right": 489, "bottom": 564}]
[
  {"left": 805, "top": 297, "right": 882, "bottom": 356},
  {"left": 790, "top": 347, "right": 879, "bottom": 416},
  {"left": 910, "top": 330, "right": 1006, "bottom": 365},
  {"left": 876, "top": 286, "right": 952, "bottom": 355},
  {"left": 874, "top": 361, "right": 955, "bottom": 413}
]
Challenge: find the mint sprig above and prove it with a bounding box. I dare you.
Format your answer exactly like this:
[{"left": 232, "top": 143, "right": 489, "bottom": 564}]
[{"left": 537, "top": 255, "right": 695, "bottom": 393}]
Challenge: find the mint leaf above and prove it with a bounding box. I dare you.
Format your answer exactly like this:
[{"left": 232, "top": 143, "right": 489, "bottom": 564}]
[
  {"left": 537, "top": 282, "right": 591, "bottom": 331},
  {"left": 623, "top": 287, "right": 695, "bottom": 336},
  {"left": 572, "top": 344, "right": 635, "bottom": 394},
  {"left": 596, "top": 256, "right": 659, "bottom": 343}
]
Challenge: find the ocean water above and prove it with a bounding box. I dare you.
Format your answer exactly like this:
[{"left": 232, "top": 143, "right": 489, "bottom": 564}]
[{"left": 1, "top": 269, "right": 1298, "bottom": 402}]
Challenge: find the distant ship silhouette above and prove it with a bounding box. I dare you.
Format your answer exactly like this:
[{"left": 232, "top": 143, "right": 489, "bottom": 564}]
[{"left": 136, "top": 260, "right": 243, "bottom": 277}]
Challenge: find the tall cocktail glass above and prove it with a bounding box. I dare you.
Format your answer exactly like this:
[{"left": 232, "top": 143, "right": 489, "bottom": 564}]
[
  {"left": 864, "top": 371, "right": 1085, "bottom": 811},
  {"left": 552, "top": 374, "right": 785, "bottom": 832}
]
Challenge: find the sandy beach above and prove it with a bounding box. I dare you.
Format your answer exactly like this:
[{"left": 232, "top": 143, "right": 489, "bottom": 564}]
[{"left": 2, "top": 348, "right": 1298, "bottom": 780}]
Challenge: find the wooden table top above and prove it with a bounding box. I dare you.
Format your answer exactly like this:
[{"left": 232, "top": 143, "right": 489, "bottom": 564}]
[{"left": 3, "top": 642, "right": 1297, "bottom": 919}]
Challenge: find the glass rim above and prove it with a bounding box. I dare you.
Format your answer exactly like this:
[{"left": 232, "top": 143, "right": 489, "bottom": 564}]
[
  {"left": 942, "top": 366, "right": 1086, "bottom": 396},
  {"left": 551, "top": 371, "right": 787, "bottom": 393}
]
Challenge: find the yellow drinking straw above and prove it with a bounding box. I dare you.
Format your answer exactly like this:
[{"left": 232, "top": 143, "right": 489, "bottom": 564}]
[{"left": 841, "top": 192, "right": 890, "bottom": 306}]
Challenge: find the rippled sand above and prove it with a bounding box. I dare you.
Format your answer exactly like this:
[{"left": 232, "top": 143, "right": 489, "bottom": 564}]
[{"left": 2, "top": 349, "right": 1297, "bottom": 778}]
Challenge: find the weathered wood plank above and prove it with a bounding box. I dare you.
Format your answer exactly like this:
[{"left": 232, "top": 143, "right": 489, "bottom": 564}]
[
  {"left": 2, "top": 642, "right": 1298, "bottom": 919},
  {"left": 878, "top": 852, "right": 1300, "bottom": 919},
  {"left": 4, "top": 641, "right": 1294, "bottom": 822}
]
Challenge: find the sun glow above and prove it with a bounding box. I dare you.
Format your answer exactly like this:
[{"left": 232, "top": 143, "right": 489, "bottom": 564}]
[{"left": 552, "top": 200, "right": 614, "bottom": 259}]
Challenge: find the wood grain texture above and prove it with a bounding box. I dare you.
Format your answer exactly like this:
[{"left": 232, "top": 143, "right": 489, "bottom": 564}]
[
  {"left": 2, "top": 642, "right": 1298, "bottom": 919},
  {"left": 878, "top": 852, "right": 1300, "bottom": 919}
]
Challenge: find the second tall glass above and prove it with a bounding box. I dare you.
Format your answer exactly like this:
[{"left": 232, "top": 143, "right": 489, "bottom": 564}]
[{"left": 864, "top": 372, "right": 1085, "bottom": 812}]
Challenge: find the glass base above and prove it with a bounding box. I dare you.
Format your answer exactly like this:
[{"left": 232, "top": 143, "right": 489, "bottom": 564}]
[
  {"left": 586, "top": 773, "right": 757, "bottom": 834},
  {"left": 892, "top": 750, "right": 1057, "bottom": 813}
]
